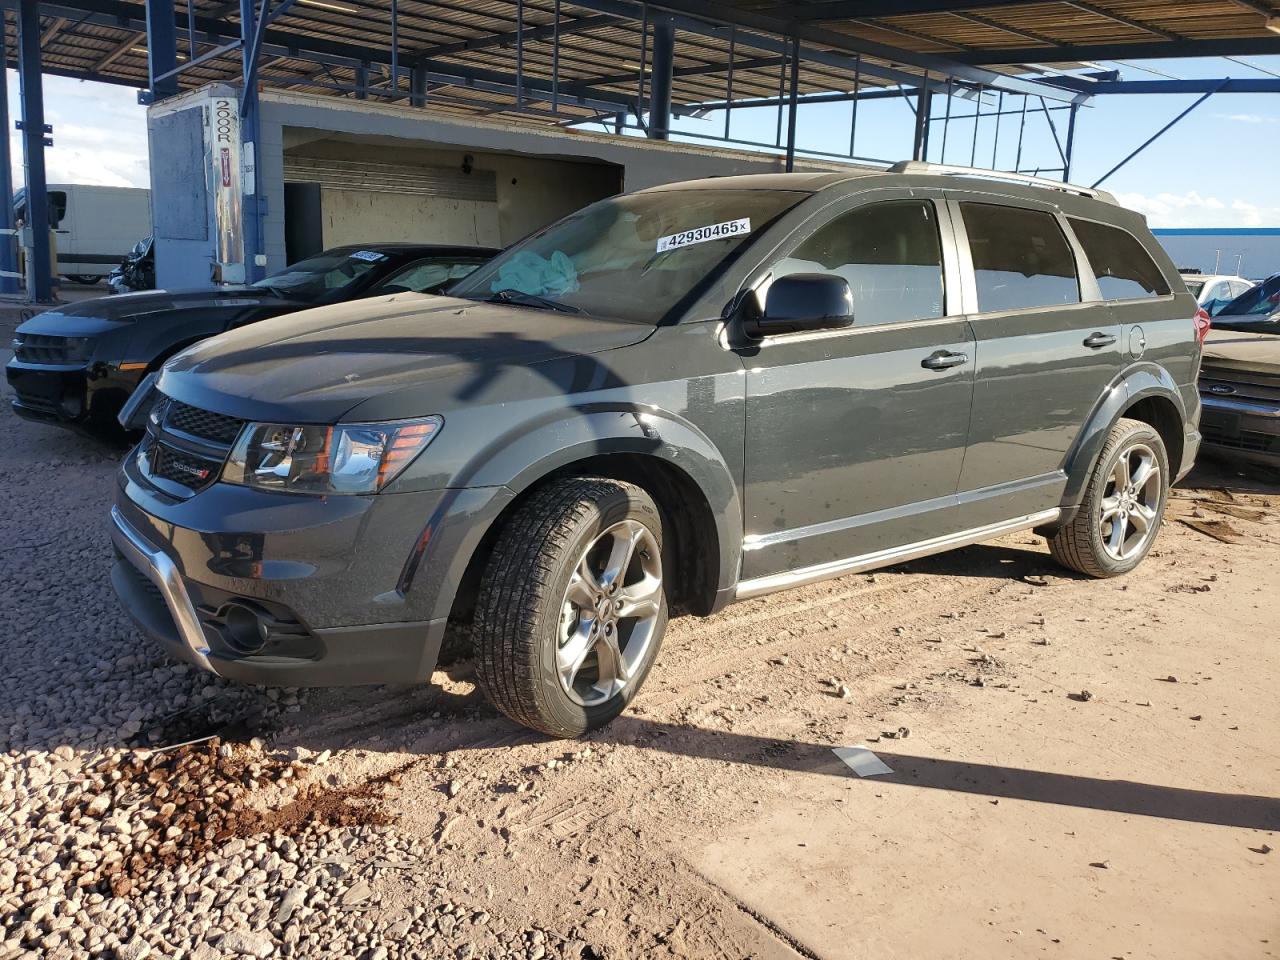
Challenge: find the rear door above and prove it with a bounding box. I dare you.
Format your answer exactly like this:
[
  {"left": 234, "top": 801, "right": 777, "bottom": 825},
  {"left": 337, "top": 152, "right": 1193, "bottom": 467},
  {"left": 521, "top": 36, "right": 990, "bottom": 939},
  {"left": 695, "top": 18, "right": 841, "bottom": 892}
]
[
  {"left": 739, "top": 190, "right": 976, "bottom": 582},
  {"left": 949, "top": 196, "right": 1120, "bottom": 526}
]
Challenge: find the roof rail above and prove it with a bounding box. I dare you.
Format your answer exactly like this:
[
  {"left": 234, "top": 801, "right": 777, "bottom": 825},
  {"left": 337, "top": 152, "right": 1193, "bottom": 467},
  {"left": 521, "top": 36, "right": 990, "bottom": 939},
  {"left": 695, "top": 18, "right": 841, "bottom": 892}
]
[{"left": 887, "top": 161, "right": 1117, "bottom": 205}]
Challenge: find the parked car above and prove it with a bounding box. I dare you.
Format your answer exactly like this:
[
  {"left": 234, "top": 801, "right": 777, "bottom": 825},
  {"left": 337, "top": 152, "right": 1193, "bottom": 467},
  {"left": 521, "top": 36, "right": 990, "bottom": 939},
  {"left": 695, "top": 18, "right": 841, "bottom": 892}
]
[
  {"left": 108, "top": 236, "right": 155, "bottom": 295},
  {"left": 1197, "top": 272, "right": 1280, "bottom": 468},
  {"left": 7, "top": 243, "right": 498, "bottom": 435},
  {"left": 109, "top": 164, "right": 1203, "bottom": 738},
  {"left": 1180, "top": 273, "right": 1254, "bottom": 314}
]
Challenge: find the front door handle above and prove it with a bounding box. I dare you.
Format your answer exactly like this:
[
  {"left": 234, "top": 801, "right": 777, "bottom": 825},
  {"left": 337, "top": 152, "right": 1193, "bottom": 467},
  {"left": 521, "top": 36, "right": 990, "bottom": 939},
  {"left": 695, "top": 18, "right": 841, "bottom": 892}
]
[
  {"left": 921, "top": 350, "right": 969, "bottom": 371},
  {"left": 1083, "top": 332, "right": 1117, "bottom": 349}
]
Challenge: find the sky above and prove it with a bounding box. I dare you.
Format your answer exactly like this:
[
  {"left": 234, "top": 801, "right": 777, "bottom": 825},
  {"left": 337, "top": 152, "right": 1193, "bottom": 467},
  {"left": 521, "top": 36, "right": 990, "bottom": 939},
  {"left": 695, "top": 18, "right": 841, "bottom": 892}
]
[{"left": 6, "top": 54, "right": 1280, "bottom": 229}]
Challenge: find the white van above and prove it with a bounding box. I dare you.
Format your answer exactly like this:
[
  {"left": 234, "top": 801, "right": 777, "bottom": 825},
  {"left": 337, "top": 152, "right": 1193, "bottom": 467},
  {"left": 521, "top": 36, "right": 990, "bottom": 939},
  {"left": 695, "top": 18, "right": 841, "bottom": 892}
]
[{"left": 14, "top": 184, "right": 152, "bottom": 284}]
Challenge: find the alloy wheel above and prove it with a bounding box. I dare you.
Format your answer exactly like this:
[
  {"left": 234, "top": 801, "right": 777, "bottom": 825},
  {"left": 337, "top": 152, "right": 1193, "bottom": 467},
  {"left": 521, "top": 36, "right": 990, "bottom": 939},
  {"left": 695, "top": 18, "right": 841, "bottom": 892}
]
[
  {"left": 556, "top": 519, "right": 663, "bottom": 707},
  {"left": 1098, "top": 441, "right": 1162, "bottom": 562}
]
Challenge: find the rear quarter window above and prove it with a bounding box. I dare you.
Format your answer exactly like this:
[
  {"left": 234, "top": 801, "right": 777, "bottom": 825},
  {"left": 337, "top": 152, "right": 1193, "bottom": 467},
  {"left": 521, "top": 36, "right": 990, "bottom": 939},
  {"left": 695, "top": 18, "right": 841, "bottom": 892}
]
[
  {"left": 1068, "top": 218, "right": 1170, "bottom": 300},
  {"left": 960, "top": 202, "right": 1079, "bottom": 313}
]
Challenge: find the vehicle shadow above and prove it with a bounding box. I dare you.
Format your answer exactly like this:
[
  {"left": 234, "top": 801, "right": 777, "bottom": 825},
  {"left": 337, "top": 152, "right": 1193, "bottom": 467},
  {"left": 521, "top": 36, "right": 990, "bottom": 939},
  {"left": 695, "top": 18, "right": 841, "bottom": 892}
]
[
  {"left": 885, "top": 541, "right": 1088, "bottom": 582},
  {"left": 451, "top": 715, "right": 1280, "bottom": 832},
  {"left": 1178, "top": 457, "right": 1280, "bottom": 495}
]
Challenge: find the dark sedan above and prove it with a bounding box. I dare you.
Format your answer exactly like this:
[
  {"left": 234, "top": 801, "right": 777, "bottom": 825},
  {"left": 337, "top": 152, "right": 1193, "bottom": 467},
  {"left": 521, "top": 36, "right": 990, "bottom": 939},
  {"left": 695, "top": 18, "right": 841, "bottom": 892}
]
[
  {"left": 1198, "top": 272, "right": 1280, "bottom": 469},
  {"left": 6, "top": 243, "right": 498, "bottom": 435}
]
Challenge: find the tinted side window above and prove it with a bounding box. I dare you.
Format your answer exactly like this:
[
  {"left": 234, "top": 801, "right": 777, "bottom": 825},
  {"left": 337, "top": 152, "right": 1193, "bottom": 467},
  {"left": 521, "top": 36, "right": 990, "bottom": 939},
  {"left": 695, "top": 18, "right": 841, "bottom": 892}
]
[
  {"left": 1068, "top": 217, "right": 1170, "bottom": 300},
  {"left": 771, "top": 200, "right": 945, "bottom": 326},
  {"left": 961, "top": 202, "right": 1079, "bottom": 312}
]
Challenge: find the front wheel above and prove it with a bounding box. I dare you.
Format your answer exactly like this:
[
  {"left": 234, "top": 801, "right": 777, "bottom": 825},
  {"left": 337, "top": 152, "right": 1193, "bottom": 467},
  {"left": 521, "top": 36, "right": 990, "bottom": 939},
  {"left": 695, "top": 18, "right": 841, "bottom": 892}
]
[
  {"left": 473, "top": 477, "right": 668, "bottom": 738},
  {"left": 1049, "top": 417, "right": 1169, "bottom": 577}
]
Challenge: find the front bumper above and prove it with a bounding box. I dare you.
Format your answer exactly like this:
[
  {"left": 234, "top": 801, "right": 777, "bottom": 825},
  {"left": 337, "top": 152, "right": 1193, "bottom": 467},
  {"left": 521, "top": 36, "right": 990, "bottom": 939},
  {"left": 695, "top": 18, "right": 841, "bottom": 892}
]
[
  {"left": 6, "top": 357, "right": 140, "bottom": 430},
  {"left": 110, "top": 504, "right": 448, "bottom": 686},
  {"left": 6, "top": 358, "right": 93, "bottom": 424},
  {"left": 1198, "top": 393, "right": 1280, "bottom": 465}
]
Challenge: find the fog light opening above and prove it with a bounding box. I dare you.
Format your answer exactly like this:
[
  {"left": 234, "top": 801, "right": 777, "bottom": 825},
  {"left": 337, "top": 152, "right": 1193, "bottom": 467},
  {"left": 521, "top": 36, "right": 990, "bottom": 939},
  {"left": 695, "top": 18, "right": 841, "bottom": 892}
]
[{"left": 221, "top": 602, "right": 268, "bottom": 654}]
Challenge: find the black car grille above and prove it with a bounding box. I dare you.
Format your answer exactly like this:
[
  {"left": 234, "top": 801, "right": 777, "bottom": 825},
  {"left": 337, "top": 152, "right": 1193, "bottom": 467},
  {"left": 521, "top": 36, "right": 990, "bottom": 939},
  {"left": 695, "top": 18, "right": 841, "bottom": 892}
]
[
  {"left": 137, "top": 394, "right": 244, "bottom": 496},
  {"left": 164, "top": 399, "right": 246, "bottom": 445},
  {"left": 148, "top": 441, "right": 222, "bottom": 489},
  {"left": 14, "top": 333, "right": 70, "bottom": 364}
]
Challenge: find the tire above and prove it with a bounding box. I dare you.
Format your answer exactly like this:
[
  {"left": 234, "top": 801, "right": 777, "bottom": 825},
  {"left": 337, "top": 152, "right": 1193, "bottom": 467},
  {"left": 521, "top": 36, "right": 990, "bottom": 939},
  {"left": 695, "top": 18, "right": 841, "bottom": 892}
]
[
  {"left": 67, "top": 274, "right": 102, "bottom": 285},
  {"left": 1049, "top": 417, "right": 1170, "bottom": 578},
  {"left": 473, "top": 477, "right": 668, "bottom": 738}
]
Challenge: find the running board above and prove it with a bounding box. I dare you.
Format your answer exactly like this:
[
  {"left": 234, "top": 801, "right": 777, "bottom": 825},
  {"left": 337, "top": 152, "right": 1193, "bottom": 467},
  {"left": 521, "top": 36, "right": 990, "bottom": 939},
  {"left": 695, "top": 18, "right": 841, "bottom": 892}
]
[{"left": 733, "top": 509, "right": 1061, "bottom": 600}]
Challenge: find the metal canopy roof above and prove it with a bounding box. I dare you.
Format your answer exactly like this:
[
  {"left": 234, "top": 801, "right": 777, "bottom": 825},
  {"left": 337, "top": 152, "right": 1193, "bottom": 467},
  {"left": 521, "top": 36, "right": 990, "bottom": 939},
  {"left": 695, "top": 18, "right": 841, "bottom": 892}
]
[{"left": 4, "top": 0, "right": 1278, "bottom": 124}]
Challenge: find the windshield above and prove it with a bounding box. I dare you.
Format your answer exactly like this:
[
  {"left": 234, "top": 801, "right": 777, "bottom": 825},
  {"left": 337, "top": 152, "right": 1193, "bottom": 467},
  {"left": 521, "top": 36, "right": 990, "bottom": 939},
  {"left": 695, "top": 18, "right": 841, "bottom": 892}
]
[
  {"left": 370, "top": 256, "right": 488, "bottom": 294},
  {"left": 450, "top": 189, "right": 807, "bottom": 323},
  {"left": 253, "top": 248, "right": 390, "bottom": 300},
  {"left": 1212, "top": 275, "right": 1280, "bottom": 333}
]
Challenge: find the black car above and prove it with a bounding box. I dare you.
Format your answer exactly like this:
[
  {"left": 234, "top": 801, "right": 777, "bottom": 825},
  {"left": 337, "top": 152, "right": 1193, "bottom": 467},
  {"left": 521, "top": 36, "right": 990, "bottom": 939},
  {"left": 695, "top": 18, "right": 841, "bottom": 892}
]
[{"left": 6, "top": 243, "right": 498, "bottom": 435}]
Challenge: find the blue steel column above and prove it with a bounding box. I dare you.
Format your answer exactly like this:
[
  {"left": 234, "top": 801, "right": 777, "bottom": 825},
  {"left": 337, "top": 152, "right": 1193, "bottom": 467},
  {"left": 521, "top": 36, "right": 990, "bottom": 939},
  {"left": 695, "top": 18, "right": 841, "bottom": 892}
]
[
  {"left": 0, "top": 19, "right": 19, "bottom": 295},
  {"left": 16, "top": 0, "right": 51, "bottom": 303},
  {"left": 145, "top": 0, "right": 178, "bottom": 99},
  {"left": 410, "top": 63, "right": 427, "bottom": 107},
  {"left": 239, "top": 0, "right": 264, "bottom": 282},
  {"left": 647, "top": 17, "right": 674, "bottom": 140}
]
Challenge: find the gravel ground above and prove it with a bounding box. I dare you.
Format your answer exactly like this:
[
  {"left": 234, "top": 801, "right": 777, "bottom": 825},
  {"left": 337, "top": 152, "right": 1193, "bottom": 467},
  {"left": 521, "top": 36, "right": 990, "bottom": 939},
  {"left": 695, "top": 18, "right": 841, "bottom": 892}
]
[{"left": 0, "top": 384, "right": 584, "bottom": 958}]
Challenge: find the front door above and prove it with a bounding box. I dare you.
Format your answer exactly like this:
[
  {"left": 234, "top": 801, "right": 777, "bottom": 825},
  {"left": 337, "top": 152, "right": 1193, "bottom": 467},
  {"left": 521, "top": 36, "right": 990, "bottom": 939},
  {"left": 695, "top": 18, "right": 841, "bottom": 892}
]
[
  {"left": 740, "top": 194, "right": 976, "bottom": 582},
  {"left": 948, "top": 197, "right": 1123, "bottom": 526}
]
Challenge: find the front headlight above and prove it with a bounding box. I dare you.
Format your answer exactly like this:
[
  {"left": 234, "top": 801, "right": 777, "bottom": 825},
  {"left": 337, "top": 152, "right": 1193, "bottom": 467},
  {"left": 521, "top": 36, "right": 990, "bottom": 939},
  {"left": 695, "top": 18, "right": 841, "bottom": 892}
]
[{"left": 223, "top": 416, "right": 443, "bottom": 494}]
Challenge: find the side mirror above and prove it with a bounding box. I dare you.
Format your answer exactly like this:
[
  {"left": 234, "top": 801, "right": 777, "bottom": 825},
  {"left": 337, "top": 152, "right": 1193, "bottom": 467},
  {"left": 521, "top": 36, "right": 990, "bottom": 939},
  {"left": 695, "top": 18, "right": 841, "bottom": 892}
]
[{"left": 746, "top": 273, "right": 855, "bottom": 337}]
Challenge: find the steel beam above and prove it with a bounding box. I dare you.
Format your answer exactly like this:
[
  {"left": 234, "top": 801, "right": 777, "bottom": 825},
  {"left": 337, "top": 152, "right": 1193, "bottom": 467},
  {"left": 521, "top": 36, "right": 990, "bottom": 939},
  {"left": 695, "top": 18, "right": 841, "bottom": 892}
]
[
  {"left": 952, "top": 37, "right": 1280, "bottom": 64},
  {"left": 144, "top": 0, "right": 177, "bottom": 97},
  {"left": 414, "top": 13, "right": 620, "bottom": 59},
  {"left": 1091, "top": 80, "right": 1228, "bottom": 188},
  {"left": 1048, "top": 76, "right": 1280, "bottom": 94},
  {"left": 16, "top": 0, "right": 51, "bottom": 302},
  {"left": 765, "top": 0, "right": 1054, "bottom": 18}
]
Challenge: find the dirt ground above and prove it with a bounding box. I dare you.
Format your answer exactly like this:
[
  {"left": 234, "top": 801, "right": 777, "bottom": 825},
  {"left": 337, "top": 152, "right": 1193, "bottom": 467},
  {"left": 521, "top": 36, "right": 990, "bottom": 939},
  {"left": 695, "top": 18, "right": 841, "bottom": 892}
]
[
  {"left": 0, "top": 364, "right": 1277, "bottom": 957},
  {"left": 284, "top": 457, "right": 1280, "bottom": 960}
]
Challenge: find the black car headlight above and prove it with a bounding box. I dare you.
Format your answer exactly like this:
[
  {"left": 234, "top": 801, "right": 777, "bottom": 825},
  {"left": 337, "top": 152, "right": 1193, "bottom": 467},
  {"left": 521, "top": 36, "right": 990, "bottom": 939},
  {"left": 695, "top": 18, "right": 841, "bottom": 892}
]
[{"left": 222, "top": 416, "right": 443, "bottom": 494}]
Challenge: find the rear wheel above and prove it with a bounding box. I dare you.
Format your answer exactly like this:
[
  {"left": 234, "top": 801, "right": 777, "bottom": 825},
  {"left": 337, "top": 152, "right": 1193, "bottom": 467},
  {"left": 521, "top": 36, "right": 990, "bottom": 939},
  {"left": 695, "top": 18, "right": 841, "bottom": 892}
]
[
  {"left": 1048, "top": 417, "right": 1169, "bottom": 577},
  {"left": 473, "top": 477, "right": 668, "bottom": 737},
  {"left": 67, "top": 274, "right": 102, "bottom": 285}
]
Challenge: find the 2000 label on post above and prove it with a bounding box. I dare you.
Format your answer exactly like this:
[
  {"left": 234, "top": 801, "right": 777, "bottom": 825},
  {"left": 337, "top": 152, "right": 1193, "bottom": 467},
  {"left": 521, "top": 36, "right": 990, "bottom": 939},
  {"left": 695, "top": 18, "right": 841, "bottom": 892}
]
[{"left": 656, "top": 218, "right": 752, "bottom": 253}]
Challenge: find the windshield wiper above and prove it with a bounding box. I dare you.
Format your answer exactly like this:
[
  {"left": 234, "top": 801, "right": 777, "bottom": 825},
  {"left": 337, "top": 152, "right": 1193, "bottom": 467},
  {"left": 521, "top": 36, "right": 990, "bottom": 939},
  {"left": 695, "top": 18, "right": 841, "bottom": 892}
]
[{"left": 485, "top": 288, "right": 582, "bottom": 314}]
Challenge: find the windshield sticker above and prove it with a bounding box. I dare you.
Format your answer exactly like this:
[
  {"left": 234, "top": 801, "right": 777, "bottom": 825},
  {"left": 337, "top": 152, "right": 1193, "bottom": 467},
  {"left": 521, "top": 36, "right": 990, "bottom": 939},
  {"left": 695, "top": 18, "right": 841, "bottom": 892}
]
[
  {"left": 349, "top": 250, "right": 388, "bottom": 263},
  {"left": 656, "top": 218, "right": 751, "bottom": 253}
]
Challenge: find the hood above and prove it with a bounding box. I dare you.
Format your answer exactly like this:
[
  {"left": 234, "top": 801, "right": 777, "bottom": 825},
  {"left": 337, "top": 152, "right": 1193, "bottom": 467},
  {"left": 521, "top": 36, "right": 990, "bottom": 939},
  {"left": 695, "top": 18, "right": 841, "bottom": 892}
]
[
  {"left": 1201, "top": 330, "right": 1280, "bottom": 379},
  {"left": 158, "top": 293, "right": 656, "bottom": 423},
  {"left": 15, "top": 287, "right": 295, "bottom": 336}
]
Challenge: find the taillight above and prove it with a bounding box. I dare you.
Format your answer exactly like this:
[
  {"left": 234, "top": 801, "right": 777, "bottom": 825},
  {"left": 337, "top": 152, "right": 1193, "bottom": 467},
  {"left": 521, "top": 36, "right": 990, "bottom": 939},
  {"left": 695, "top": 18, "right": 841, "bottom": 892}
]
[{"left": 1193, "top": 307, "right": 1211, "bottom": 345}]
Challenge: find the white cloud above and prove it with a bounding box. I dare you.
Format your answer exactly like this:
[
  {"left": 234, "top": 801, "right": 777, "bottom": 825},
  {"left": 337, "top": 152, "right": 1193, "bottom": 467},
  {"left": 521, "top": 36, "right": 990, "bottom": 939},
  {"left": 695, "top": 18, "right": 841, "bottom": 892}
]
[
  {"left": 1113, "top": 189, "right": 1280, "bottom": 229},
  {"left": 4, "top": 73, "right": 150, "bottom": 190},
  {"left": 1213, "top": 112, "right": 1279, "bottom": 124}
]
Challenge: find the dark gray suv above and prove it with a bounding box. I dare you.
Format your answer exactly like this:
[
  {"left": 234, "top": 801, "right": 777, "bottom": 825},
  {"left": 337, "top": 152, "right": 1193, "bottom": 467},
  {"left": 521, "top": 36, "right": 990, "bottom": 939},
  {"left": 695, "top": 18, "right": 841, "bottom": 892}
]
[{"left": 109, "top": 163, "right": 1203, "bottom": 737}]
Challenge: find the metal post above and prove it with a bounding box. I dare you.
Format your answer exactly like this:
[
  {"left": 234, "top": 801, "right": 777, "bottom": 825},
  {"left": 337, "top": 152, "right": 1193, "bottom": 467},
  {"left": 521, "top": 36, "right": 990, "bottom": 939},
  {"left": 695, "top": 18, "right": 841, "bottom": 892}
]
[
  {"left": 0, "top": 17, "right": 18, "bottom": 295},
  {"left": 939, "top": 79, "right": 952, "bottom": 164},
  {"left": 911, "top": 84, "right": 931, "bottom": 161},
  {"left": 1014, "top": 95, "right": 1028, "bottom": 171},
  {"left": 1063, "top": 102, "right": 1079, "bottom": 181},
  {"left": 389, "top": 0, "right": 399, "bottom": 97},
  {"left": 551, "top": 0, "right": 560, "bottom": 113},
  {"left": 354, "top": 62, "right": 369, "bottom": 100},
  {"left": 990, "top": 91, "right": 1003, "bottom": 168},
  {"left": 514, "top": 0, "right": 523, "bottom": 107},
  {"left": 410, "top": 62, "right": 427, "bottom": 107},
  {"left": 723, "top": 26, "right": 734, "bottom": 142},
  {"left": 16, "top": 0, "right": 51, "bottom": 302},
  {"left": 784, "top": 35, "right": 800, "bottom": 171},
  {"left": 239, "top": 0, "right": 264, "bottom": 282},
  {"left": 774, "top": 47, "right": 786, "bottom": 147},
  {"left": 969, "top": 85, "right": 982, "bottom": 167},
  {"left": 145, "top": 0, "right": 179, "bottom": 99},
  {"left": 648, "top": 17, "right": 674, "bottom": 140},
  {"left": 848, "top": 54, "right": 860, "bottom": 158}
]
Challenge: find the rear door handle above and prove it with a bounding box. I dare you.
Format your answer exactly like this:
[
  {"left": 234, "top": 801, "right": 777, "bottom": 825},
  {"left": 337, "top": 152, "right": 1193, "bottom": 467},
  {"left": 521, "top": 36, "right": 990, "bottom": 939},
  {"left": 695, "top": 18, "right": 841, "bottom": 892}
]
[
  {"left": 1083, "top": 332, "right": 1117, "bottom": 349},
  {"left": 921, "top": 350, "right": 969, "bottom": 370}
]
